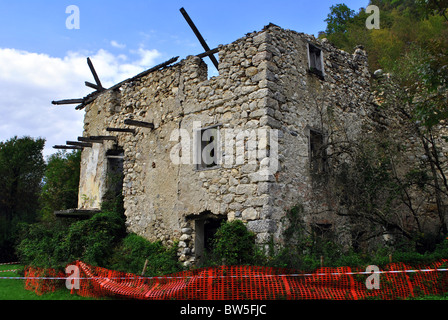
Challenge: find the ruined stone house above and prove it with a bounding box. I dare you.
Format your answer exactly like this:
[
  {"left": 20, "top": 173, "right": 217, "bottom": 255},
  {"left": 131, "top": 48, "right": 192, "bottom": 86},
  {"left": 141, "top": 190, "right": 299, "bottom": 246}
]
[{"left": 56, "top": 24, "right": 380, "bottom": 266}]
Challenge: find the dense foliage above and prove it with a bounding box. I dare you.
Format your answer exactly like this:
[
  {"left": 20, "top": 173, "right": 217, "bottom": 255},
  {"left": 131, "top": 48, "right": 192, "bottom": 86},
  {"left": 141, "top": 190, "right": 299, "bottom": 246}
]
[
  {"left": 39, "top": 150, "right": 81, "bottom": 221},
  {"left": 0, "top": 136, "right": 46, "bottom": 262},
  {"left": 317, "top": 0, "right": 448, "bottom": 252}
]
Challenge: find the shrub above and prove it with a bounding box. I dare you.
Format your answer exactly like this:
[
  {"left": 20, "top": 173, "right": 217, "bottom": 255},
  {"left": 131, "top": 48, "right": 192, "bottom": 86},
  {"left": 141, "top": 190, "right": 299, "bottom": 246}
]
[
  {"left": 109, "top": 233, "right": 182, "bottom": 276},
  {"left": 61, "top": 210, "right": 126, "bottom": 268},
  {"left": 16, "top": 220, "right": 70, "bottom": 268},
  {"left": 16, "top": 208, "right": 126, "bottom": 269},
  {"left": 207, "top": 220, "right": 264, "bottom": 266}
]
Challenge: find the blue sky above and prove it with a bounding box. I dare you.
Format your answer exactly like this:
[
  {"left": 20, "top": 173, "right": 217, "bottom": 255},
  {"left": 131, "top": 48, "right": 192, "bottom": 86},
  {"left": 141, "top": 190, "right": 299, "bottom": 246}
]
[{"left": 0, "top": 0, "right": 370, "bottom": 158}]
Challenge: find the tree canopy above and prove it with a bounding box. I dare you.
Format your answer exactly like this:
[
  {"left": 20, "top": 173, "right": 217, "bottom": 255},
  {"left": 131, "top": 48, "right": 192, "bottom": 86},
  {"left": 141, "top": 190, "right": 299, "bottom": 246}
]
[{"left": 0, "top": 136, "right": 46, "bottom": 261}]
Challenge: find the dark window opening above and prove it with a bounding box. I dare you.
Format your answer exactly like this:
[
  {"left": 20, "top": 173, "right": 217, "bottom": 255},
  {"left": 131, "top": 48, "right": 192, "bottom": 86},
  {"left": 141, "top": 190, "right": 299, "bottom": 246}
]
[
  {"left": 308, "top": 43, "right": 324, "bottom": 78},
  {"left": 196, "top": 126, "right": 220, "bottom": 170},
  {"left": 309, "top": 129, "right": 327, "bottom": 173}
]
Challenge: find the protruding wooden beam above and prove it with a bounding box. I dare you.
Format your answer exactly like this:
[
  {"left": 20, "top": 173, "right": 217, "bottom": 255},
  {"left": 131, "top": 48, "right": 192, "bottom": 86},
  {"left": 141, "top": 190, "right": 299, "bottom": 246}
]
[
  {"left": 53, "top": 145, "right": 83, "bottom": 150},
  {"left": 78, "top": 137, "right": 103, "bottom": 144},
  {"left": 66, "top": 141, "right": 93, "bottom": 148},
  {"left": 180, "top": 7, "right": 219, "bottom": 70},
  {"left": 124, "top": 119, "right": 154, "bottom": 129},
  {"left": 54, "top": 208, "right": 100, "bottom": 219},
  {"left": 89, "top": 135, "right": 118, "bottom": 142},
  {"left": 107, "top": 127, "right": 136, "bottom": 133},
  {"left": 52, "top": 99, "right": 84, "bottom": 105},
  {"left": 85, "top": 81, "right": 102, "bottom": 91},
  {"left": 87, "top": 57, "right": 104, "bottom": 92}
]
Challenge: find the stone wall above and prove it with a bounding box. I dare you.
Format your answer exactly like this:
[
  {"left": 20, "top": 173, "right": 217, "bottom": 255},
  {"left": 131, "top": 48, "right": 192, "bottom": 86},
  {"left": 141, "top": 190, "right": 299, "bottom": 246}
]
[{"left": 78, "top": 24, "right": 376, "bottom": 265}]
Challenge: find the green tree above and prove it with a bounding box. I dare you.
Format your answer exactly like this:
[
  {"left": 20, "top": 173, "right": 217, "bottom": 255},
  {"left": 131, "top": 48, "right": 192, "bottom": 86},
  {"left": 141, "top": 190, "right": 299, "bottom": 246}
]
[
  {"left": 324, "top": 3, "right": 356, "bottom": 35},
  {"left": 39, "top": 150, "right": 81, "bottom": 221},
  {"left": 0, "top": 136, "right": 45, "bottom": 261},
  {"left": 417, "top": 0, "right": 448, "bottom": 21}
]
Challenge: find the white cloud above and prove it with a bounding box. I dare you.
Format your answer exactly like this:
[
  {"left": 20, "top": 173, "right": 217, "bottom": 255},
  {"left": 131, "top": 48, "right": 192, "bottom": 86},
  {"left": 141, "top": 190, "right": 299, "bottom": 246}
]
[
  {"left": 0, "top": 46, "right": 162, "bottom": 159},
  {"left": 110, "top": 40, "right": 126, "bottom": 49},
  {"left": 132, "top": 47, "right": 162, "bottom": 68}
]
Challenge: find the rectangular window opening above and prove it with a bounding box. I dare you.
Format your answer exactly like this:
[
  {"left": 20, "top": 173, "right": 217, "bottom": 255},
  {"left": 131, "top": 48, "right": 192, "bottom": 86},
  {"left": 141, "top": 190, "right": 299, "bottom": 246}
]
[
  {"left": 195, "top": 125, "right": 220, "bottom": 170},
  {"left": 308, "top": 43, "right": 325, "bottom": 78}
]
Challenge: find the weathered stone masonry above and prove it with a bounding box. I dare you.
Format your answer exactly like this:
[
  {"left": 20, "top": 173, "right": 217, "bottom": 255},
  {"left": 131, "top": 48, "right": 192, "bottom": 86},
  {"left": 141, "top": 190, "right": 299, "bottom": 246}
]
[{"left": 77, "top": 24, "right": 375, "bottom": 266}]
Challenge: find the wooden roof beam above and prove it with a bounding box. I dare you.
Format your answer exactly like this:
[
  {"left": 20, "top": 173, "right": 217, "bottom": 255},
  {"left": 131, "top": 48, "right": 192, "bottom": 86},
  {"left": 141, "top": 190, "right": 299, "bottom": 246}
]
[
  {"left": 87, "top": 57, "right": 105, "bottom": 92},
  {"left": 180, "top": 7, "right": 219, "bottom": 71}
]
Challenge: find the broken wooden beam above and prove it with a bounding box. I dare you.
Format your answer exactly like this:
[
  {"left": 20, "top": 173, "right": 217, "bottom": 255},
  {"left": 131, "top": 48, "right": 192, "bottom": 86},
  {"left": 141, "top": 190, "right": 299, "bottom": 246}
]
[
  {"left": 85, "top": 81, "right": 102, "bottom": 91},
  {"left": 180, "top": 7, "right": 219, "bottom": 70},
  {"left": 124, "top": 119, "right": 154, "bottom": 129},
  {"left": 197, "top": 47, "right": 220, "bottom": 59},
  {"left": 52, "top": 99, "right": 84, "bottom": 105},
  {"left": 53, "top": 145, "right": 83, "bottom": 150},
  {"left": 73, "top": 57, "right": 179, "bottom": 111},
  {"left": 66, "top": 141, "right": 93, "bottom": 148},
  {"left": 87, "top": 57, "right": 105, "bottom": 91},
  {"left": 107, "top": 127, "right": 136, "bottom": 133},
  {"left": 108, "top": 56, "right": 180, "bottom": 91},
  {"left": 75, "top": 92, "right": 99, "bottom": 110}
]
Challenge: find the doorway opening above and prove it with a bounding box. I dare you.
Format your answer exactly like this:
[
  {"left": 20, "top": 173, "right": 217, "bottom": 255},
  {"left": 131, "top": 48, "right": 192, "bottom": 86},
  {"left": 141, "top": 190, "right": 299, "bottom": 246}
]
[
  {"left": 103, "top": 147, "right": 124, "bottom": 207},
  {"left": 191, "top": 212, "right": 226, "bottom": 264}
]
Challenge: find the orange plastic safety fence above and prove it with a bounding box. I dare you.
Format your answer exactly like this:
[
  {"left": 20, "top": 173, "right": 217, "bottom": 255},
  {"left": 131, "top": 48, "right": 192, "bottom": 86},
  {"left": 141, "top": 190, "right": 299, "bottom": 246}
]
[
  {"left": 24, "top": 259, "right": 448, "bottom": 300},
  {"left": 24, "top": 266, "right": 65, "bottom": 296}
]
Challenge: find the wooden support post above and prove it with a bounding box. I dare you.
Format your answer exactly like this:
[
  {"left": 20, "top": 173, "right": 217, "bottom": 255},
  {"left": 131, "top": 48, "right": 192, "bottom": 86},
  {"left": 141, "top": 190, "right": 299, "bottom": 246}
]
[
  {"left": 141, "top": 259, "right": 149, "bottom": 276},
  {"left": 320, "top": 255, "right": 324, "bottom": 268},
  {"left": 180, "top": 7, "right": 219, "bottom": 71},
  {"left": 124, "top": 119, "right": 154, "bottom": 129}
]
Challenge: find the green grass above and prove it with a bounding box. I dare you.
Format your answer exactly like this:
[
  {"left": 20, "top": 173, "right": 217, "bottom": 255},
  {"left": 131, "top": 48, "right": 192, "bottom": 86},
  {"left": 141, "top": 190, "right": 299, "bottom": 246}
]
[{"left": 0, "top": 264, "right": 95, "bottom": 300}]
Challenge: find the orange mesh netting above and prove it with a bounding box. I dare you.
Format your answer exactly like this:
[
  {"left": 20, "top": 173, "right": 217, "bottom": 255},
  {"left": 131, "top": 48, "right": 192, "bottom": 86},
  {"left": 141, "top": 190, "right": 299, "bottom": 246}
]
[
  {"left": 24, "top": 266, "right": 65, "bottom": 296},
  {"left": 25, "top": 259, "right": 448, "bottom": 300}
]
